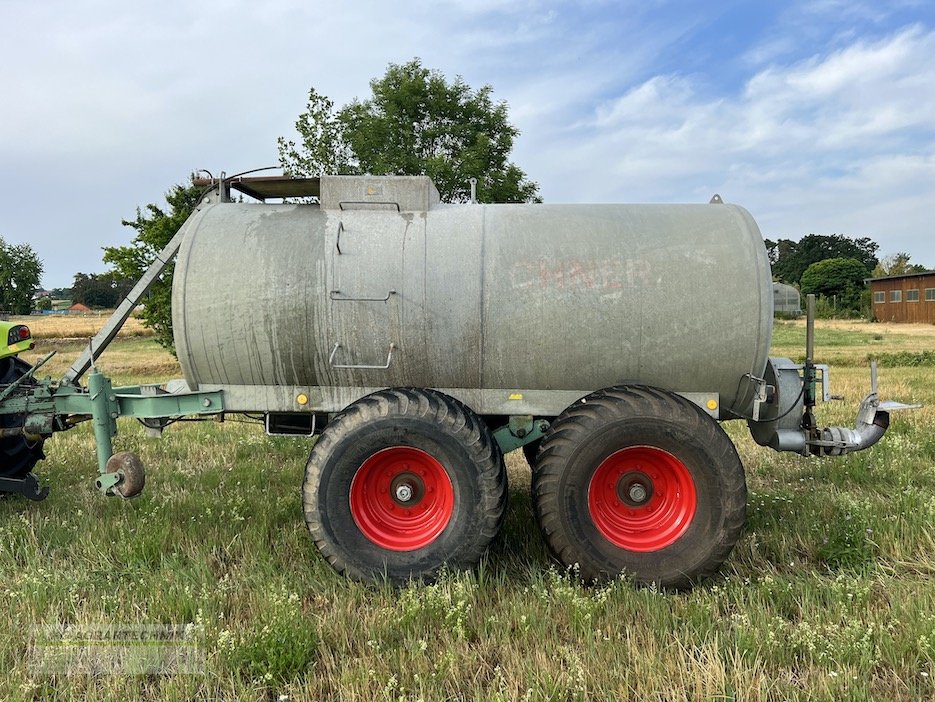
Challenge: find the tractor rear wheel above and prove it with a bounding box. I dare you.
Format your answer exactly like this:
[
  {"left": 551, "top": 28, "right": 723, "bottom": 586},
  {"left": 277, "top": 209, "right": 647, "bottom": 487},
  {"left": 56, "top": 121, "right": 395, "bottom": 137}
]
[
  {"left": 302, "top": 388, "right": 507, "bottom": 583},
  {"left": 532, "top": 385, "right": 746, "bottom": 589},
  {"left": 0, "top": 357, "right": 45, "bottom": 482}
]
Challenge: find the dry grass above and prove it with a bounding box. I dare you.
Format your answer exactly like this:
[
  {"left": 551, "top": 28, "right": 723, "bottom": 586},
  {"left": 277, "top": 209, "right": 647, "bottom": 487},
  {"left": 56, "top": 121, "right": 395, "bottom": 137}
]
[
  {"left": 11, "top": 313, "right": 151, "bottom": 341},
  {"left": 16, "top": 313, "right": 176, "bottom": 384}
]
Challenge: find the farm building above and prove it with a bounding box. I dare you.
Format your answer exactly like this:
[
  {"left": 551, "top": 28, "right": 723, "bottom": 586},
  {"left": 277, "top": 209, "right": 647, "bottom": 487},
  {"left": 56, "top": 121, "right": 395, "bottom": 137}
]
[
  {"left": 868, "top": 270, "right": 935, "bottom": 323},
  {"left": 772, "top": 282, "right": 801, "bottom": 316}
]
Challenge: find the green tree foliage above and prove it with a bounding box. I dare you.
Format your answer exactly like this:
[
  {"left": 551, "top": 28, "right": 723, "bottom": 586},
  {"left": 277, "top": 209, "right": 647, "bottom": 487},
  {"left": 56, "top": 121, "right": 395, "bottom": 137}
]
[
  {"left": 799, "top": 257, "right": 869, "bottom": 313},
  {"left": 34, "top": 296, "right": 52, "bottom": 312},
  {"left": 103, "top": 181, "right": 203, "bottom": 352},
  {"left": 71, "top": 272, "right": 133, "bottom": 309},
  {"left": 871, "top": 252, "right": 929, "bottom": 278},
  {"left": 0, "top": 237, "right": 43, "bottom": 314},
  {"left": 765, "top": 234, "right": 879, "bottom": 285},
  {"left": 279, "top": 59, "right": 541, "bottom": 204},
  {"left": 277, "top": 88, "right": 356, "bottom": 177}
]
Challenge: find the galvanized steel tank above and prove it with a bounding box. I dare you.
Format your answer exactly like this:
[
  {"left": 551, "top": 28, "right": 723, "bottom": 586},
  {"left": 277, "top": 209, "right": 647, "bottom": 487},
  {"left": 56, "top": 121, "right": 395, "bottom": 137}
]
[{"left": 172, "top": 176, "right": 773, "bottom": 418}]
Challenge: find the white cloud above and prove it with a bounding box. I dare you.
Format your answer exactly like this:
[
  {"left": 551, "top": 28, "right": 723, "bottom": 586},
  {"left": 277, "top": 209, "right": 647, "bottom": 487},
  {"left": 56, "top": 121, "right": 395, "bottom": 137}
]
[{"left": 535, "top": 25, "right": 935, "bottom": 266}]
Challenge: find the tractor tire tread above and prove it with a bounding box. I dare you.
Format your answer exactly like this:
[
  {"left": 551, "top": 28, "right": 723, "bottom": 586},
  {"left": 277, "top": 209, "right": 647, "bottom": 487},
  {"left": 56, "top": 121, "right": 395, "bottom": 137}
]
[
  {"left": 532, "top": 385, "right": 746, "bottom": 588},
  {"left": 303, "top": 387, "right": 507, "bottom": 583}
]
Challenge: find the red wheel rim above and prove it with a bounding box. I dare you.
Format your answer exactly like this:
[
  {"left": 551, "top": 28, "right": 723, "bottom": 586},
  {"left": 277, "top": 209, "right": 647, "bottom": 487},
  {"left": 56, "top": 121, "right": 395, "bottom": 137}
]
[
  {"left": 587, "top": 446, "right": 696, "bottom": 552},
  {"left": 349, "top": 446, "right": 454, "bottom": 551}
]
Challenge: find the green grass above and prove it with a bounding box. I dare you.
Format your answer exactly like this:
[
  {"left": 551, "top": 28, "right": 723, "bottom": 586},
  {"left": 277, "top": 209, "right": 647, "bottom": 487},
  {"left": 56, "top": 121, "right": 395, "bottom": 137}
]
[
  {"left": 2, "top": 321, "right": 934, "bottom": 700},
  {"left": 771, "top": 319, "right": 935, "bottom": 367}
]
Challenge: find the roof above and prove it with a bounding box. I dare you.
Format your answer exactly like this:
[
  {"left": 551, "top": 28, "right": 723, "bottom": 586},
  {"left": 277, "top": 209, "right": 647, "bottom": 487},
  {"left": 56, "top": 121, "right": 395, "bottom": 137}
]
[{"left": 865, "top": 270, "right": 935, "bottom": 283}]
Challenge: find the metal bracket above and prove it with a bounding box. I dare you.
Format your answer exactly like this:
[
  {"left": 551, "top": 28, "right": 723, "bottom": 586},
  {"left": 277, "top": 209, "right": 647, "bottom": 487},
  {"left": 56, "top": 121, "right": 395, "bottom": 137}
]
[
  {"left": 745, "top": 373, "right": 769, "bottom": 421},
  {"left": 0, "top": 472, "right": 49, "bottom": 502},
  {"left": 94, "top": 470, "right": 122, "bottom": 494},
  {"left": 329, "top": 342, "right": 396, "bottom": 370},
  {"left": 336, "top": 221, "right": 344, "bottom": 255},
  {"left": 492, "top": 416, "right": 551, "bottom": 454},
  {"left": 813, "top": 364, "right": 833, "bottom": 402}
]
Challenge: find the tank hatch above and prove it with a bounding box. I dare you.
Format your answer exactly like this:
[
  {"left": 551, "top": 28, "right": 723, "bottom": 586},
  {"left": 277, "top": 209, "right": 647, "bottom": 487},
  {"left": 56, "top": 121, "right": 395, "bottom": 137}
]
[{"left": 320, "top": 175, "right": 440, "bottom": 212}]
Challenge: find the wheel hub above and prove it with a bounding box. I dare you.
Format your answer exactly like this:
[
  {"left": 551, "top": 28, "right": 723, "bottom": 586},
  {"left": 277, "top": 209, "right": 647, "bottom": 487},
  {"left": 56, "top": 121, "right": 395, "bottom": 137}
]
[
  {"left": 390, "top": 471, "right": 425, "bottom": 506},
  {"left": 616, "top": 471, "right": 654, "bottom": 507},
  {"left": 349, "top": 446, "right": 454, "bottom": 551},
  {"left": 588, "top": 446, "right": 697, "bottom": 552}
]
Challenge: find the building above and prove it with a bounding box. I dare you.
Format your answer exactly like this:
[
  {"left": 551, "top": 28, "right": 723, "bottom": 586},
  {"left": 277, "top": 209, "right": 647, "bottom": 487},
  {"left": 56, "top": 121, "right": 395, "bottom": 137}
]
[
  {"left": 868, "top": 271, "right": 935, "bottom": 323},
  {"left": 772, "top": 282, "right": 801, "bottom": 316}
]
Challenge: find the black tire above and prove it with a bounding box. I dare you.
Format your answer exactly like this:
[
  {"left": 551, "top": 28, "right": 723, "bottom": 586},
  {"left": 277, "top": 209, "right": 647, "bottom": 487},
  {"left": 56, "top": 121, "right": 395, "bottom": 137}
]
[
  {"left": 522, "top": 439, "right": 541, "bottom": 468},
  {"left": 0, "top": 357, "right": 45, "bottom": 481},
  {"left": 302, "top": 388, "right": 507, "bottom": 583},
  {"left": 532, "top": 385, "right": 746, "bottom": 589}
]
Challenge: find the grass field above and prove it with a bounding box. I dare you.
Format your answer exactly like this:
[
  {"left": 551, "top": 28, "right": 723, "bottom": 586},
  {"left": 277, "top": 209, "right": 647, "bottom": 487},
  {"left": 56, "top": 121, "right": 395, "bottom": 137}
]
[{"left": 2, "top": 316, "right": 934, "bottom": 701}]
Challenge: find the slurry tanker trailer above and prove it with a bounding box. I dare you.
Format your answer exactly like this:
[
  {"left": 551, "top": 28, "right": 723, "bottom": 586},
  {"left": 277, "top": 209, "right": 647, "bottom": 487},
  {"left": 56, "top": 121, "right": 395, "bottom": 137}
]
[{"left": 0, "top": 174, "right": 911, "bottom": 588}]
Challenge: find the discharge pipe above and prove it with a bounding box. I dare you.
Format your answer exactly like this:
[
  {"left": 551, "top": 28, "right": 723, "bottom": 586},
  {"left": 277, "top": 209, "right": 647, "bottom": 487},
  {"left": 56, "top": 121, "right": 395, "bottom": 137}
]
[{"left": 747, "top": 295, "right": 914, "bottom": 456}]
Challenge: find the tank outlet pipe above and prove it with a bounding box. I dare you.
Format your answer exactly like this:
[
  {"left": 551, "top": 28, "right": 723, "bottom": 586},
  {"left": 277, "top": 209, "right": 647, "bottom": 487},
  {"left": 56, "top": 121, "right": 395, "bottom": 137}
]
[
  {"left": 805, "top": 361, "right": 919, "bottom": 456},
  {"left": 806, "top": 387, "right": 890, "bottom": 456},
  {"left": 748, "top": 358, "right": 919, "bottom": 456}
]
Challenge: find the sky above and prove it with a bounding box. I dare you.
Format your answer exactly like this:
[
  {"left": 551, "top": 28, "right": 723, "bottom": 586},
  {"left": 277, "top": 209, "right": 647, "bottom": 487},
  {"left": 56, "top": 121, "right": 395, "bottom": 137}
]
[{"left": 2, "top": 0, "right": 934, "bottom": 288}]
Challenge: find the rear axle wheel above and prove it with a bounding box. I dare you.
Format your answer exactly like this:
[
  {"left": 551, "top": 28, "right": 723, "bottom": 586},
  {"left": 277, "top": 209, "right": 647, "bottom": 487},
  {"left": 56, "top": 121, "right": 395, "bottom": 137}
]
[{"left": 533, "top": 385, "right": 746, "bottom": 588}]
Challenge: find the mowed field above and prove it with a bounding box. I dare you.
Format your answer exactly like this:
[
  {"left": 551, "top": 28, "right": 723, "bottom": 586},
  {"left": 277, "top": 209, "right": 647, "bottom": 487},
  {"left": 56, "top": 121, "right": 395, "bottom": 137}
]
[{"left": 2, "top": 315, "right": 934, "bottom": 701}]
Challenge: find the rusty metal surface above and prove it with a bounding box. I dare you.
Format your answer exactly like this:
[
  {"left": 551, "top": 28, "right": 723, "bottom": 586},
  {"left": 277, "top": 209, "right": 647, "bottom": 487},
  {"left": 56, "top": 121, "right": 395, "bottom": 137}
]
[{"left": 172, "top": 190, "right": 772, "bottom": 417}]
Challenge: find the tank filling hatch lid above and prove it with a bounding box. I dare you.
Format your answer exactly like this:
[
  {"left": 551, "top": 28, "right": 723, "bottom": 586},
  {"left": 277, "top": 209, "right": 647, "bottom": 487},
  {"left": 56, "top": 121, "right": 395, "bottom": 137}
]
[{"left": 319, "top": 175, "right": 440, "bottom": 212}]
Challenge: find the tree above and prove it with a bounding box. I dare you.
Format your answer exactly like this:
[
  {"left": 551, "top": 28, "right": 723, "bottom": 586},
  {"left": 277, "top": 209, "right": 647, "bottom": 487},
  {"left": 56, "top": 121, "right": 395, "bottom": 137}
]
[
  {"left": 765, "top": 234, "right": 879, "bottom": 285},
  {"left": 0, "top": 237, "right": 43, "bottom": 314},
  {"left": 277, "top": 88, "right": 356, "bottom": 177},
  {"left": 103, "top": 181, "right": 203, "bottom": 351},
  {"left": 799, "top": 257, "right": 869, "bottom": 313},
  {"left": 34, "top": 296, "right": 52, "bottom": 312},
  {"left": 279, "top": 59, "right": 541, "bottom": 204},
  {"left": 871, "top": 252, "right": 929, "bottom": 278},
  {"left": 71, "top": 272, "right": 133, "bottom": 309}
]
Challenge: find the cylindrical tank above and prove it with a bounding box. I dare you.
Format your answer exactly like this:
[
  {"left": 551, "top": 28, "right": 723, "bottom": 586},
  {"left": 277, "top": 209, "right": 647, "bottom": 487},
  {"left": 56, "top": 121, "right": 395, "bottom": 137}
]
[{"left": 172, "top": 188, "right": 772, "bottom": 418}]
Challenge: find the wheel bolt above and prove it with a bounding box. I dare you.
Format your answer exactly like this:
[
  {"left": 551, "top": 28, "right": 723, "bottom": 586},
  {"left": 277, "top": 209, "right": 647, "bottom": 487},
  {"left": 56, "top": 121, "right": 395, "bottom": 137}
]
[
  {"left": 628, "top": 483, "right": 648, "bottom": 503},
  {"left": 395, "top": 483, "right": 414, "bottom": 502}
]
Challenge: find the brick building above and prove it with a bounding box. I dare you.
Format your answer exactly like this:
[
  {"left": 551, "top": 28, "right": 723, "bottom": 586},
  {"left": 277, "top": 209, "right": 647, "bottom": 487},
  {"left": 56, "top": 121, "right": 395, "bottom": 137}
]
[{"left": 868, "top": 271, "right": 935, "bottom": 323}]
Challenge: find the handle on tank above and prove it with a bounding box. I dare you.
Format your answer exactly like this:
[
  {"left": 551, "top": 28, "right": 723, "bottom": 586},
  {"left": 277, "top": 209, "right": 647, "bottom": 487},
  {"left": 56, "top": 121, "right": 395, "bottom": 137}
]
[
  {"left": 329, "top": 342, "right": 396, "bottom": 370},
  {"left": 338, "top": 201, "right": 401, "bottom": 211},
  {"left": 329, "top": 290, "right": 397, "bottom": 302}
]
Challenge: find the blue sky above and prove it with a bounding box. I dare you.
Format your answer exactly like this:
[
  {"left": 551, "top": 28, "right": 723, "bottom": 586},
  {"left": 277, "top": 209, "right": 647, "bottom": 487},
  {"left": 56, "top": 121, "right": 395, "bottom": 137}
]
[{"left": 2, "top": 0, "right": 934, "bottom": 287}]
